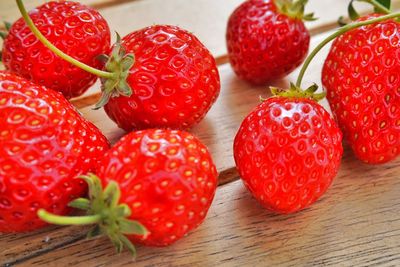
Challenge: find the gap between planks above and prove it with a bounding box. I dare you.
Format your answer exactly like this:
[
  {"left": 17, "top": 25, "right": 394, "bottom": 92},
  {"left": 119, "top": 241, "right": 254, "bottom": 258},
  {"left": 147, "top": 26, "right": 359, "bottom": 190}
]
[
  {"left": 1, "top": 26, "right": 338, "bottom": 266},
  {"left": 3, "top": 2, "right": 400, "bottom": 265}
]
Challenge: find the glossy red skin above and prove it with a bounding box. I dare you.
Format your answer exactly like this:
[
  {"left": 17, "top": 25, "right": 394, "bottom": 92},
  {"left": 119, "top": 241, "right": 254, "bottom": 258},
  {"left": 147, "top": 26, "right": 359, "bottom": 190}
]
[
  {"left": 104, "top": 25, "right": 221, "bottom": 131},
  {"left": 0, "top": 71, "right": 110, "bottom": 233},
  {"left": 2, "top": 1, "right": 110, "bottom": 99},
  {"left": 96, "top": 129, "right": 218, "bottom": 246},
  {"left": 322, "top": 14, "right": 400, "bottom": 164},
  {"left": 234, "top": 98, "right": 343, "bottom": 214},
  {"left": 226, "top": 0, "right": 310, "bottom": 85}
]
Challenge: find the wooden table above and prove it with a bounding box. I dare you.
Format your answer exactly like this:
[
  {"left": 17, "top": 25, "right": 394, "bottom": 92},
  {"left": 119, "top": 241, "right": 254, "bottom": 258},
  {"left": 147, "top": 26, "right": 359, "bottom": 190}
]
[{"left": 1, "top": 0, "right": 400, "bottom": 266}]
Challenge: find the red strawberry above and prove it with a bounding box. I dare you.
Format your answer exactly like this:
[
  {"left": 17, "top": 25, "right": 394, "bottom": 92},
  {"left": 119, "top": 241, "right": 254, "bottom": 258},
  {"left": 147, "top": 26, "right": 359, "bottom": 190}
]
[
  {"left": 322, "top": 14, "right": 400, "bottom": 164},
  {"left": 226, "top": 0, "right": 314, "bottom": 85},
  {"left": 38, "top": 129, "right": 218, "bottom": 254},
  {"left": 0, "top": 71, "right": 109, "bottom": 233},
  {"left": 98, "top": 25, "right": 221, "bottom": 131},
  {"left": 13, "top": 1, "right": 220, "bottom": 130},
  {"left": 1, "top": 1, "right": 111, "bottom": 99},
  {"left": 234, "top": 85, "right": 343, "bottom": 213}
]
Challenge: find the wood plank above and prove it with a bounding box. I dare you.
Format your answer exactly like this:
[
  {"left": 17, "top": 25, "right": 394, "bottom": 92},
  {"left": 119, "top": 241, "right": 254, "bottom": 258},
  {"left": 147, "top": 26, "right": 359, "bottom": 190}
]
[
  {"left": 0, "top": 0, "right": 137, "bottom": 23},
  {"left": 3, "top": 0, "right": 400, "bottom": 56},
  {"left": 0, "top": 27, "right": 335, "bottom": 266},
  {"left": 1, "top": 2, "right": 400, "bottom": 266},
  {"left": 0, "top": 24, "right": 370, "bottom": 265},
  {"left": 16, "top": 152, "right": 400, "bottom": 266}
]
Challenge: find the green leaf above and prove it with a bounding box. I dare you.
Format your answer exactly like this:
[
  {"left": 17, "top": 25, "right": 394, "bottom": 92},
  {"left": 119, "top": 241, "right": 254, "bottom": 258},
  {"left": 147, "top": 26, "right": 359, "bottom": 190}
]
[
  {"left": 121, "top": 55, "right": 135, "bottom": 72},
  {"left": 313, "top": 92, "right": 327, "bottom": 102},
  {"left": 270, "top": 86, "right": 282, "bottom": 96},
  {"left": 96, "top": 54, "right": 110, "bottom": 64},
  {"left": 305, "top": 83, "right": 319, "bottom": 94},
  {"left": 303, "top": 12, "right": 318, "bottom": 21},
  {"left": 119, "top": 234, "right": 137, "bottom": 258},
  {"left": 4, "top": 21, "right": 12, "bottom": 31},
  {"left": 375, "top": 0, "right": 391, "bottom": 10},
  {"left": 68, "top": 198, "right": 91, "bottom": 210},
  {"left": 0, "top": 31, "right": 7, "bottom": 40},
  {"left": 119, "top": 219, "right": 148, "bottom": 235},
  {"left": 348, "top": 0, "right": 360, "bottom": 21},
  {"left": 115, "top": 204, "right": 131, "bottom": 217},
  {"left": 103, "top": 181, "right": 120, "bottom": 208},
  {"left": 110, "top": 234, "right": 124, "bottom": 253},
  {"left": 94, "top": 90, "right": 112, "bottom": 110},
  {"left": 87, "top": 225, "right": 102, "bottom": 238},
  {"left": 117, "top": 80, "right": 133, "bottom": 97},
  {"left": 79, "top": 174, "right": 103, "bottom": 201}
]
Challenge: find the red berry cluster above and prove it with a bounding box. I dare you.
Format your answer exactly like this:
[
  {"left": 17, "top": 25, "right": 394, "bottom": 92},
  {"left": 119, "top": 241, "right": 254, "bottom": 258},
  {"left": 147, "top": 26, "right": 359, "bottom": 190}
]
[{"left": 0, "top": 0, "right": 398, "bottom": 258}]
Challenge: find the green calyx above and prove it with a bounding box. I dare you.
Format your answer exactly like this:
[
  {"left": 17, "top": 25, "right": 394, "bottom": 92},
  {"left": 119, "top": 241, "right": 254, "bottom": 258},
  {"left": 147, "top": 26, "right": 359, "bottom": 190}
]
[
  {"left": 38, "top": 174, "right": 148, "bottom": 257},
  {"left": 267, "top": 83, "right": 326, "bottom": 102},
  {"left": 274, "top": 0, "right": 317, "bottom": 21},
  {"left": 94, "top": 34, "right": 135, "bottom": 110}
]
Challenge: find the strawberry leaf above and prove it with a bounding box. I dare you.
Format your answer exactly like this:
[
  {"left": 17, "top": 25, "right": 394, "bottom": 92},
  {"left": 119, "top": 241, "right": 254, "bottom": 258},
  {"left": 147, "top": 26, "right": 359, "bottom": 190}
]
[
  {"left": 4, "top": 21, "right": 11, "bottom": 31},
  {"left": 348, "top": 0, "right": 360, "bottom": 21},
  {"left": 374, "top": 0, "right": 391, "bottom": 11},
  {"left": 119, "top": 219, "right": 148, "bottom": 235},
  {"left": 68, "top": 198, "right": 91, "bottom": 210},
  {"left": 0, "top": 31, "right": 7, "bottom": 40}
]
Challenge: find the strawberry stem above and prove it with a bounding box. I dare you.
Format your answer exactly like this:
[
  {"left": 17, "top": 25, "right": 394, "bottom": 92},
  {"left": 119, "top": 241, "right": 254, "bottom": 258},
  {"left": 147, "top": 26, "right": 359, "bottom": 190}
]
[
  {"left": 296, "top": 11, "right": 400, "bottom": 88},
  {"left": 15, "top": 0, "right": 115, "bottom": 80},
  {"left": 38, "top": 210, "right": 102, "bottom": 225}
]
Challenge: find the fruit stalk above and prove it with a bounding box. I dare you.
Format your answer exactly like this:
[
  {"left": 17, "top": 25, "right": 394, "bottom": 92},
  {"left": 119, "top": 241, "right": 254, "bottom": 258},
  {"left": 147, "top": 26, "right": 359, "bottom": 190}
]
[
  {"left": 15, "top": 0, "right": 115, "bottom": 80},
  {"left": 38, "top": 211, "right": 102, "bottom": 225},
  {"left": 295, "top": 11, "right": 400, "bottom": 87}
]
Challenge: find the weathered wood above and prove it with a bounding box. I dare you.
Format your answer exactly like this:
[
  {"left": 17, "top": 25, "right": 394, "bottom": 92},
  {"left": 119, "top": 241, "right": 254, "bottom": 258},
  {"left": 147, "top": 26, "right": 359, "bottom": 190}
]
[
  {"left": 0, "top": 27, "right": 335, "bottom": 266},
  {"left": 15, "top": 152, "right": 400, "bottom": 267},
  {"left": 1, "top": 0, "right": 400, "bottom": 266},
  {"left": 0, "top": 0, "right": 139, "bottom": 23},
  {"left": 3, "top": 1, "right": 400, "bottom": 56},
  {"left": 73, "top": 29, "right": 334, "bottom": 172}
]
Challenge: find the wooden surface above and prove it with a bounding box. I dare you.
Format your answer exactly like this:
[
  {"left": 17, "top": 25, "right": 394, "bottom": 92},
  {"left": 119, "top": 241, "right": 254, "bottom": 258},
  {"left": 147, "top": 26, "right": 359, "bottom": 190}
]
[{"left": 1, "top": 0, "right": 400, "bottom": 266}]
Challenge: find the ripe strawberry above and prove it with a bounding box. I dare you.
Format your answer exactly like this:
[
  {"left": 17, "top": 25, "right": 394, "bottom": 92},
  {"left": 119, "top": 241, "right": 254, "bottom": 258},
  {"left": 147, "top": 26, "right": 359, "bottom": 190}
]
[
  {"left": 234, "top": 85, "right": 343, "bottom": 213},
  {"left": 1, "top": 1, "right": 111, "bottom": 99},
  {"left": 322, "top": 14, "right": 400, "bottom": 164},
  {"left": 14, "top": 0, "right": 220, "bottom": 130},
  {"left": 226, "top": 0, "right": 314, "bottom": 85},
  {"left": 39, "top": 129, "right": 218, "bottom": 254},
  {"left": 0, "top": 71, "right": 109, "bottom": 233},
  {"left": 98, "top": 25, "right": 221, "bottom": 131}
]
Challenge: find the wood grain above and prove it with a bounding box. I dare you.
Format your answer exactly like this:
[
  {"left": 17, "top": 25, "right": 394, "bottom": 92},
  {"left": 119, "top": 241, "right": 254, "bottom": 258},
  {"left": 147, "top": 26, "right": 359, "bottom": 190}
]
[
  {"left": 16, "top": 151, "right": 400, "bottom": 267},
  {"left": 1, "top": 0, "right": 400, "bottom": 266},
  {"left": 0, "top": 27, "right": 335, "bottom": 266},
  {"left": 0, "top": 0, "right": 141, "bottom": 23}
]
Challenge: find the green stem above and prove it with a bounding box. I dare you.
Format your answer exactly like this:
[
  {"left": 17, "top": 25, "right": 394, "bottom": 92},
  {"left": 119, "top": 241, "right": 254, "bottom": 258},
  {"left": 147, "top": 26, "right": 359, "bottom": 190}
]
[
  {"left": 359, "top": 0, "right": 391, "bottom": 14},
  {"left": 296, "top": 11, "right": 400, "bottom": 87},
  {"left": 15, "top": 0, "right": 115, "bottom": 80},
  {"left": 38, "top": 209, "right": 101, "bottom": 225}
]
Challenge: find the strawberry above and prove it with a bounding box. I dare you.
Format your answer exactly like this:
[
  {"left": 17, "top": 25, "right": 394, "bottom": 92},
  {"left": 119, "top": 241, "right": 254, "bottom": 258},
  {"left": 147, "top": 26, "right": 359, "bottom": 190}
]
[
  {"left": 38, "top": 129, "right": 218, "bottom": 254},
  {"left": 14, "top": 1, "right": 220, "bottom": 130},
  {"left": 98, "top": 25, "right": 221, "bottom": 131},
  {"left": 1, "top": 1, "right": 111, "bottom": 99},
  {"left": 322, "top": 14, "right": 400, "bottom": 164},
  {"left": 226, "top": 0, "right": 314, "bottom": 85},
  {"left": 233, "top": 85, "right": 343, "bottom": 213},
  {"left": 0, "top": 71, "right": 109, "bottom": 233}
]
